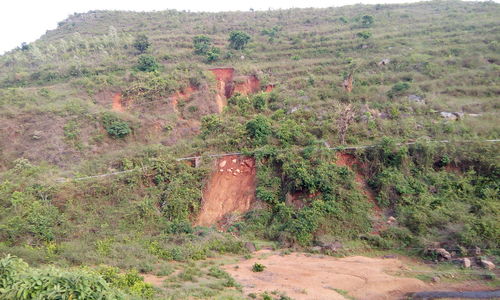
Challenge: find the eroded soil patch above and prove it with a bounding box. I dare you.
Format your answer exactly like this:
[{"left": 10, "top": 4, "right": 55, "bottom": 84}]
[{"left": 195, "top": 155, "right": 256, "bottom": 227}]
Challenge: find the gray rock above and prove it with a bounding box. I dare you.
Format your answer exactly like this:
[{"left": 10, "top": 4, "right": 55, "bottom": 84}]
[
  {"left": 244, "top": 242, "right": 256, "bottom": 252},
  {"left": 32, "top": 131, "right": 43, "bottom": 140},
  {"left": 479, "top": 259, "right": 495, "bottom": 270},
  {"left": 431, "top": 248, "right": 451, "bottom": 260},
  {"left": 311, "top": 246, "right": 322, "bottom": 252},
  {"left": 440, "top": 112, "right": 457, "bottom": 120},
  {"left": 408, "top": 94, "right": 425, "bottom": 104},
  {"left": 322, "top": 241, "right": 343, "bottom": 252},
  {"left": 462, "top": 258, "right": 472, "bottom": 268},
  {"left": 378, "top": 58, "right": 391, "bottom": 66},
  {"left": 432, "top": 276, "right": 441, "bottom": 283}
]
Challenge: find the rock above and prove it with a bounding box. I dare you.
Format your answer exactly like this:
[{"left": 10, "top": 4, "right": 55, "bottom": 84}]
[
  {"left": 462, "top": 258, "right": 472, "bottom": 268},
  {"left": 440, "top": 112, "right": 457, "bottom": 120},
  {"left": 408, "top": 94, "right": 425, "bottom": 104},
  {"left": 429, "top": 248, "right": 452, "bottom": 261},
  {"left": 479, "top": 259, "right": 495, "bottom": 270},
  {"left": 31, "top": 130, "right": 43, "bottom": 140},
  {"left": 432, "top": 276, "right": 441, "bottom": 283},
  {"left": 378, "top": 58, "right": 391, "bottom": 66},
  {"left": 454, "top": 258, "right": 471, "bottom": 268},
  {"left": 232, "top": 159, "right": 237, "bottom": 163},
  {"left": 473, "top": 246, "right": 481, "bottom": 256},
  {"left": 383, "top": 255, "right": 397, "bottom": 259},
  {"left": 388, "top": 216, "right": 397, "bottom": 223},
  {"left": 219, "top": 169, "right": 224, "bottom": 172},
  {"left": 236, "top": 169, "right": 240, "bottom": 173},
  {"left": 219, "top": 160, "right": 227, "bottom": 168},
  {"left": 244, "top": 242, "right": 256, "bottom": 252},
  {"left": 322, "top": 241, "right": 343, "bottom": 252},
  {"left": 454, "top": 112, "right": 465, "bottom": 120}
]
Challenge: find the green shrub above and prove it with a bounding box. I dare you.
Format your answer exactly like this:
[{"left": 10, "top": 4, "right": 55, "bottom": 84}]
[
  {"left": 193, "top": 35, "right": 212, "bottom": 55},
  {"left": 357, "top": 31, "right": 372, "bottom": 40},
  {"left": 133, "top": 34, "right": 151, "bottom": 54},
  {"left": 0, "top": 255, "right": 122, "bottom": 300},
  {"left": 245, "top": 115, "right": 272, "bottom": 146},
  {"left": 387, "top": 82, "right": 410, "bottom": 98},
  {"left": 136, "top": 54, "right": 159, "bottom": 72},
  {"left": 101, "top": 113, "right": 131, "bottom": 138},
  {"left": 251, "top": 263, "right": 266, "bottom": 272},
  {"left": 228, "top": 31, "right": 251, "bottom": 50}
]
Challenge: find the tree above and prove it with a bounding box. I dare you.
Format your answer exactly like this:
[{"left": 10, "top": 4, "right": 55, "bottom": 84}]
[
  {"left": 361, "top": 15, "right": 374, "bottom": 27},
  {"left": 205, "top": 47, "right": 221, "bottom": 63},
  {"left": 337, "top": 104, "right": 356, "bottom": 145},
  {"left": 136, "top": 54, "right": 159, "bottom": 72},
  {"left": 133, "top": 34, "right": 151, "bottom": 54},
  {"left": 246, "top": 115, "right": 271, "bottom": 146},
  {"left": 228, "top": 31, "right": 251, "bottom": 50},
  {"left": 193, "top": 35, "right": 212, "bottom": 55}
]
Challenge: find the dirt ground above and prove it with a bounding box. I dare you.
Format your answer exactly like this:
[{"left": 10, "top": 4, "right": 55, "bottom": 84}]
[
  {"left": 223, "top": 250, "right": 430, "bottom": 300},
  {"left": 195, "top": 155, "right": 257, "bottom": 227}
]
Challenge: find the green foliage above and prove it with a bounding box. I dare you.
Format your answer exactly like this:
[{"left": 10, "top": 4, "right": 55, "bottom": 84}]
[
  {"left": 387, "top": 82, "right": 410, "bottom": 98},
  {"left": 228, "top": 31, "right": 251, "bottom": 50},
  {"left": 356, "top": 31, "right": 372, "bottom": 40},
  {"left": 136, "top": 54, "right": 160, "bottom": 72},
  {"left": 205, "top": 46, "right": 221, "bottom": 63},
  {"left": 101, "top": 112, "right": 131, "bottom": 138},
  {"left": 245, "top": 115, "right": 272, "bottom": 146},
  {"left": 251, "top": 263, "right": 266, "bottom": 272},
  {"left": 361, "top": 15, "right": 375, "bottom": 27},
  {"left": 201, "top": 114, "right": 223, "bottom": 138},
  {"left": 95, "top": 265, "right": 155, "bottom": 299},
  {"left": 133, "top": 34, "right": 151, "bottom": 54},
  {"left": 193, "top": 35, "right": 212, "bottom": 55},
  {"left": 0, "top": 255, "right": 122, "bottom": 300}
]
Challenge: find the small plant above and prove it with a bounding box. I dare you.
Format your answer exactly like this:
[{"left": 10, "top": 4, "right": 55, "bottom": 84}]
[
  {"left": 252, "top": 262, "right": 266, "bottom": 272},
  {"left": 101, "top": 112, "right": 132, "bottom": 138},
  {"left": 357, "top": 31, "right": 372, "bottom": 40}
]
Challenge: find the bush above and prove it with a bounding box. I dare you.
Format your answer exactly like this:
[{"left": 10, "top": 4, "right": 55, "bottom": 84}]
[
  {"left": 228, "top": 31, "right": 251, "bottom": 50},
  {"left": 251, "top": 263, "right": 266, "bottom": 272},
  {"left": 357, "top": 31, "right": 372, "bottom": 40},
  {"left": 133, "top": 34, "right": 151, "bottom": 54},
  {"left": 0, "top": 255, "right": 122, "bottom": 300},
  {"left": 387, "top": 82, "right": 410, "bottom": 98},
  {"left": 193, "top": 35, "right": 212, "bottom": 55},
  {"left": 136, "top": 55, "right": 159, "bottom": 72},
  {"left": 361, "top": 15, "right": 375, "bottom": 27},
  {"left": 101, "top": 113, "right": 132, "bottom": 138},
  {"left": 245, "top": 115, "right": 272, "bottom": 146}
]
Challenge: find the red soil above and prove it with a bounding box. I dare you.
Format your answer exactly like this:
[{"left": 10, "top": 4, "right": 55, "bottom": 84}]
[
  {"left": 171, "top": 84, "right": 198, "bottom": 115},
  {"left": 335, "top": 152, "right": 384, "bottom": 233},
  {"left": 112, "top": 93, "right": 124, "bottom": 112},
  {"left": 209, "top": 68, "right": 235, "bottom": 112},
  {"left": 233, "top": 75, "right": 261, "bottom": 95},
  {"left": 195, "top": 155, "right": 256, "bottom": 227},
  {"left": 265, "top": 84, "right": 275, "bottom": 92}
]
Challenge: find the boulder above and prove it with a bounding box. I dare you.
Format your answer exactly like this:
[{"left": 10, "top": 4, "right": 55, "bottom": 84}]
[
  {"left": 378, "top": 58, "right": 391, "bottom": 66},
  {"left": 462, "top": 258, "right": 472, "bottom": 268},
  {"left": 440, "top": 112, "right": 457, "bottom": 120},
  {"left": 244, "top": 242, "right": 256, "bottom": 252},
  {"left": 322, "top": 241, "right": 343, "bottom": 252},
  {"left": 408, "top": 94, "right": 425, "bottom": 104},
  {"left": 479, "top": 259, "right": 495, "bottom": 270},
  {"left": 219, "top": 160, "right": 227, "bottom": 168},
  {"left": 436, "top": 248, "right": 452, "bottom": 260}
]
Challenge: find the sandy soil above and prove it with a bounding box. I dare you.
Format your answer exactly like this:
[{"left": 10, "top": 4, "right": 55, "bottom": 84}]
[
  {"left": 223, "top": 250, "right": 428, "bottom": 300},
  {"left": 195, "top": 155, "right": 256, "bottom": 226}
]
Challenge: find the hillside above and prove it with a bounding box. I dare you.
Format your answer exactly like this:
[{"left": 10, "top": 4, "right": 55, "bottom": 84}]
[{"left": 0, "top": 1, "right": 499, "bottom": 299}]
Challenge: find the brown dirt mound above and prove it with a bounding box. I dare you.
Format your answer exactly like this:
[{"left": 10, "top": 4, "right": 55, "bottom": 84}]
[
  {"left": 195, "top": 155, "right": 256, "bottom": 227},
  {"left": 223, "top": 250, "right": 428, "bottom": 300},
  {"left": 234, "top": 75, "right": 260, "bottom": 95}
]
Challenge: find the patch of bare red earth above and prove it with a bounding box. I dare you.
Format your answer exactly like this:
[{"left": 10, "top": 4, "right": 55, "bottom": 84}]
[
  {"left": 195, "top": 155, "right": 257, "bottom": 227},
  {"left": 335, "top": 152, "right": 385, "bottom": 234}
]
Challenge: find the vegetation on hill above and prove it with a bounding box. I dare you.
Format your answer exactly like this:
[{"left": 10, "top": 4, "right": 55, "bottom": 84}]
[{"left": 0, "top": 1, "right": 499, "bottom": 298}]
